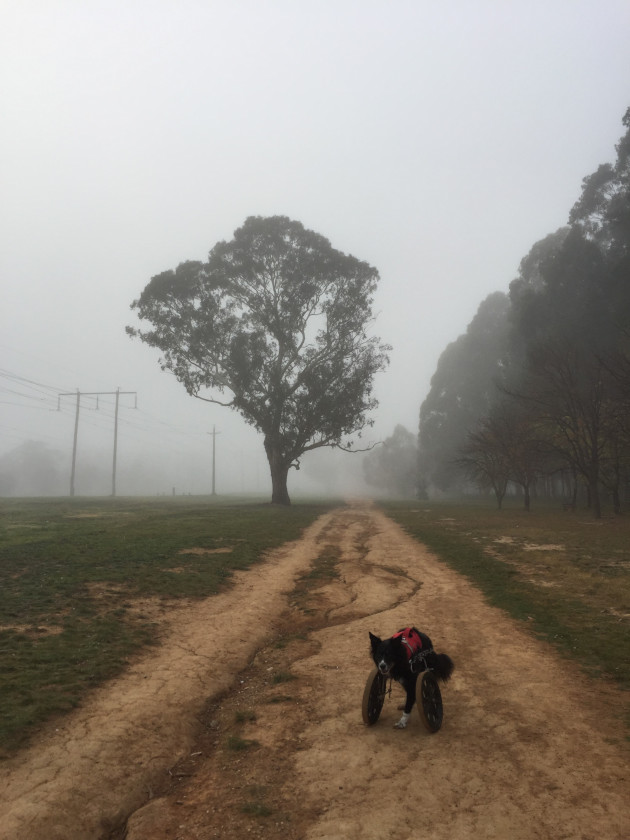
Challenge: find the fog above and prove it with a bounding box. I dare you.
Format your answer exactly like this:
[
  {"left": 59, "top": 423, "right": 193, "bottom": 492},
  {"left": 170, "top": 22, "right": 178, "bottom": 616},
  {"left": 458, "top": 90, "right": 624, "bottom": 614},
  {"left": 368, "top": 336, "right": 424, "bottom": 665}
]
[{"left": 1, "top": 1, "right": 629, "bottom": 498}]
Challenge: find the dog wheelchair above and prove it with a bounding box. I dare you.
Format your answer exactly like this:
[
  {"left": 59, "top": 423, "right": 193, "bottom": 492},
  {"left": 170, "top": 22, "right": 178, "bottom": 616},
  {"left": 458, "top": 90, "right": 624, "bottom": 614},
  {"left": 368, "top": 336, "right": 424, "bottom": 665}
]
[{"left": 361, "top": 656, "right": 444, "bottom": 732}]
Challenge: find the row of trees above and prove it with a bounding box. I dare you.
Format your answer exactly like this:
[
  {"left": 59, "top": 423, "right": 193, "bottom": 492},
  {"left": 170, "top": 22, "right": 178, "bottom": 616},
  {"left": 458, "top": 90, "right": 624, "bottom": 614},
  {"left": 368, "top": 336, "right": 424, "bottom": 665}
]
[{"left": 419, "top": 107, "right": 630, "bottom": 516}]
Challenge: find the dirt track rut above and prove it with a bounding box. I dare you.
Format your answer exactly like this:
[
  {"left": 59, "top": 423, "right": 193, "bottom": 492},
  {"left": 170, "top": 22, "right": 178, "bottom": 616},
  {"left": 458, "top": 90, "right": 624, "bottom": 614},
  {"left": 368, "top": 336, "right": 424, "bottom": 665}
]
[{"left": 1, "top": 503, "right": 628, "bottom": 840}]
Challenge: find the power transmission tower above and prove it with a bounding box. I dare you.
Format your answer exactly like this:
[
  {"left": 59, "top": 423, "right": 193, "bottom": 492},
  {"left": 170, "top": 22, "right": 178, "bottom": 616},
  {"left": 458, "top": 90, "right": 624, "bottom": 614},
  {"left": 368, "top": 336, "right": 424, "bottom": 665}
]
[{"left": 58, "top": 389, "right": 137, "bottom": 496}]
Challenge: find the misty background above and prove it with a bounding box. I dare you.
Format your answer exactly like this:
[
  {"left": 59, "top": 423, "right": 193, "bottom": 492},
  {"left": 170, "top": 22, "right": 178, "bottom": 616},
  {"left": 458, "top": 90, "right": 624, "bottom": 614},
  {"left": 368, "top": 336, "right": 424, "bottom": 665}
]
[{"left": 2, "top": 1, "right": 629, "bottom": 498}]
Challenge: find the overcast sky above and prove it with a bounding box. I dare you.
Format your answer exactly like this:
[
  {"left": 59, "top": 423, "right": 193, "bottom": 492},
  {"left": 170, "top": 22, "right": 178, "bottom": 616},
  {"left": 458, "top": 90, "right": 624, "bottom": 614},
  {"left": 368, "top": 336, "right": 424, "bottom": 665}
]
[{"left": 1, "top": 0, "right": 629, "bottom": 496}]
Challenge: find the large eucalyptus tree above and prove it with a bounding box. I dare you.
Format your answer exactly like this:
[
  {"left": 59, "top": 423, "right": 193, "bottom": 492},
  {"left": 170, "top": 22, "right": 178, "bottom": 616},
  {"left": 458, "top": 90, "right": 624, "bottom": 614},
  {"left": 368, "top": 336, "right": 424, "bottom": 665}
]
[{"left": 127, "top": 216, "right": 390, "bottom": 504}]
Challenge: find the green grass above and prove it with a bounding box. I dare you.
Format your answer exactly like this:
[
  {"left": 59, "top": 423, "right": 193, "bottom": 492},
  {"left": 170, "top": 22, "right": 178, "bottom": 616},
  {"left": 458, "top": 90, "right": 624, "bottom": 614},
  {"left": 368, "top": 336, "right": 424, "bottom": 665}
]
[
  {"left": 382, "top": 500, "right": 630, "bottom": 694},
  {"left": 226, "top": 734, "right": 259, "bottom": 751},
  {"left": 298, "top": 544, "right": 340, "bottom": 583},
  {"left": 271, "top": 670, "right": 296, "bottom": 684},
  {"left": 240, "top": 785, "right": 273, "bottom": 817},
  {"left": 290, "top": 544, "right": 341, "bottom": 615},
  {"left": 0, "top": 495, "right": 334, "bottom": 755},
  {"left": 240, "top": 801, "right": 273, "bottom": 817}
]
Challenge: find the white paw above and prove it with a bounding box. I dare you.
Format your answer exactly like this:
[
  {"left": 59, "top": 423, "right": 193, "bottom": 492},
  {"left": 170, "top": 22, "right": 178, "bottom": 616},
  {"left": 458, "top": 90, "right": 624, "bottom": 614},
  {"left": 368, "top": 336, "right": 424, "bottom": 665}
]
[{"left": 393, "top": 712, "right": 410, "bottom": 729}]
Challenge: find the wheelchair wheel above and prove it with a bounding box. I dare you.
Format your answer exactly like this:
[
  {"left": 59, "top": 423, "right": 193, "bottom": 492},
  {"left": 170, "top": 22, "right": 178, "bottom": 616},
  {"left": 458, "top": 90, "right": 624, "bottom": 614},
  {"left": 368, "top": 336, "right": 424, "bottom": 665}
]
[
  {"left": 418, "top": 671, "right": 443, "bottom": 732},
  {"left": 362, "top": 667, "right": 388, "bottom": 725}
]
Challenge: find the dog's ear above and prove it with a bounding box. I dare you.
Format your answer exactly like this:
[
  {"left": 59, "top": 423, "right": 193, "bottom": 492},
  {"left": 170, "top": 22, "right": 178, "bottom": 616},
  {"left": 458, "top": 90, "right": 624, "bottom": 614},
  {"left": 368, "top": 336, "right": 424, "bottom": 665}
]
[{"left": 369, "top": 631, "right": 381, "bottom": 653}]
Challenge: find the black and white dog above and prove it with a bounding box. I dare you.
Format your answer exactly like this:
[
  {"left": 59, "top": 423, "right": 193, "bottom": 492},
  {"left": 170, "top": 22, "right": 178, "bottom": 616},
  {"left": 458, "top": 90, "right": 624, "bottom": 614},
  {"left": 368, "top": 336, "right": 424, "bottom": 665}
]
[{"left": 369, "top": 627, "right": 454, "bottom": 729}]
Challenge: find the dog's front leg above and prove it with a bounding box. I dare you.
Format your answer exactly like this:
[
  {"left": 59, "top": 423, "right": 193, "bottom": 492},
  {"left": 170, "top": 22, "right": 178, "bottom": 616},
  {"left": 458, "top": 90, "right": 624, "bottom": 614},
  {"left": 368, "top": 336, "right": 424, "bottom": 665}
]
[
  {"left": 393, "top": 676, "right": 418, "bottom": 729},
  {"left": 393, "top": 712, "right": 410, "bottom": 729}
]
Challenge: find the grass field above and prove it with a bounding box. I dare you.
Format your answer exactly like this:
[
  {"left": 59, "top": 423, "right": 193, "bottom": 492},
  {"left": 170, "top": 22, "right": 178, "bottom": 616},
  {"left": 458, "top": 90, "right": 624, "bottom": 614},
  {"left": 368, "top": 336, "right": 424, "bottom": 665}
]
[
  {"left": 382, "top": 500, "right": 630, "bottom": 705},
  {"left": 0, "top": 495, "right": 335, "bottom": 755},
  {"left": 3, "top": 495, "right": 629, "bottom": 755}
]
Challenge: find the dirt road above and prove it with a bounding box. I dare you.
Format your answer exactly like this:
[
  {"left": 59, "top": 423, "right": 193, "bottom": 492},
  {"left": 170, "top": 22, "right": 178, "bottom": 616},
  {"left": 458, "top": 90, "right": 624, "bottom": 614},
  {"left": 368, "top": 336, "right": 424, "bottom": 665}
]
[{"left": 1, "top": 503, "right": 628, "bottom": 840}]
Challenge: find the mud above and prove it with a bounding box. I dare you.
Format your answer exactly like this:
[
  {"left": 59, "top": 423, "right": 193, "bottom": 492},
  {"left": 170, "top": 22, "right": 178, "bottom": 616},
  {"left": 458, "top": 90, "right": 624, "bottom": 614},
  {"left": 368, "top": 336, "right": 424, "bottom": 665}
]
[{"left": 1, "top": 503, "right": 628, "bottom": 840}]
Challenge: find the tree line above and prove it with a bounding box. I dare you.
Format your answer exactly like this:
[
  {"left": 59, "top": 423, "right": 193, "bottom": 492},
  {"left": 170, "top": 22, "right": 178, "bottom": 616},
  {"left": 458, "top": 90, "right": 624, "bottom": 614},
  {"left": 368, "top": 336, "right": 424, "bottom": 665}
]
[{"left": 418, "top": 107, "right": 630, "bottom": 517}]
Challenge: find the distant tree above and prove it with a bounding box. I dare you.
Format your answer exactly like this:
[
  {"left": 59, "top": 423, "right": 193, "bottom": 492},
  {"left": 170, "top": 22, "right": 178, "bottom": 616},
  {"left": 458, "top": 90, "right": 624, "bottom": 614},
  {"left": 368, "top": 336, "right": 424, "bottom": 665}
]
[
  {"left": 508, "top": 228, "right": 570, "bottom": 347},
  {"left": 507, "top": 341, "right": 616, "bottom": 518},
  {"left": 510, "top": 227, "right": 611, "bottom": 358},
  {"left": 418, "top": 292, "right": 511, "bottom": 493},
  {"left": 127, "top": 216, "right": 390, "bottom": 504},
  {"left": 570, "top": 107, "right": 630, "bottom": 260},
  {"left": 456, "top": 401, "right": 541, "bottom": 510},
  {"left": 0, "top": 461, "right": 17, "bottom": 495},
  {"left": 363, "top": 424, "right": 418, "bottom": 497},
  {"left": 458, "top": 426, "right": 510, "bottom": 509},
  {"left": 0, "top": 441, "right": 61, "bottom": 496},
  {"left": 571, "top": 107, "right": 630, "bottom": 387}
]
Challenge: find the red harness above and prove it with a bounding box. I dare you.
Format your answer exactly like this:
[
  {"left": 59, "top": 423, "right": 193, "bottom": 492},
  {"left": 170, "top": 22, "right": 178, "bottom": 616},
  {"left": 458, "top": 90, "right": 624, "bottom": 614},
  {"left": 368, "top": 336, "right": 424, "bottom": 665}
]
[{"left": 392, "top": 627, "right": 424, "bottom": 661}]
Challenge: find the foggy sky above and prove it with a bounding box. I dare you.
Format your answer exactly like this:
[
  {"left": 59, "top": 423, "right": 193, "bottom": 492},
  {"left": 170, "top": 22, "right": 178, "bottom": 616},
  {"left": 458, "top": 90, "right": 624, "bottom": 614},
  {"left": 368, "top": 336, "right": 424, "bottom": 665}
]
[{"left": 1, "top": 1, "right": 629, "bottom": 496}]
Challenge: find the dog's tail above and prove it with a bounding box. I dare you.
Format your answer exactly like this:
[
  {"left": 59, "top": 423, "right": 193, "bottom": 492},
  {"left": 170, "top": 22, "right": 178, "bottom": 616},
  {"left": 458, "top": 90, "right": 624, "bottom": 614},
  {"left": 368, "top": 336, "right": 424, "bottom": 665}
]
[{"left": 428, "top": 652, "right": 454, "bottom": 682}]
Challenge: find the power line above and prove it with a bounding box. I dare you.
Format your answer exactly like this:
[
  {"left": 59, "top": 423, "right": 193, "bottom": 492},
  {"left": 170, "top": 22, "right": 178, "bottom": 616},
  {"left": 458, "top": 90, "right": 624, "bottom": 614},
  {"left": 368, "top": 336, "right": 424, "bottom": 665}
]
[
  {"left": 3, "top": 365, "right": 238, "bottom": 484},
  {"left": 0, "top": 367, "right": 69, "bottom": 397}
]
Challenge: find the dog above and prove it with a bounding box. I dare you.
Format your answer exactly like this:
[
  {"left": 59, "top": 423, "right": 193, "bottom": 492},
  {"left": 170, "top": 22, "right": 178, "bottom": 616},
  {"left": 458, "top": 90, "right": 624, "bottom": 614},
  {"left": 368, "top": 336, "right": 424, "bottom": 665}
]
[{"left": 369, "top": 626, "right": 454, "bottom": 729}]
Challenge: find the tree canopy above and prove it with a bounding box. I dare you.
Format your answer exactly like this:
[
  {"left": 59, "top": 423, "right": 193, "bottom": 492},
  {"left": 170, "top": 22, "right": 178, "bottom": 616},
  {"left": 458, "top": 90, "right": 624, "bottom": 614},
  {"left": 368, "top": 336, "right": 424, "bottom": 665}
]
[{"left": 127, "top": 216, "right": 390, "bottom": 504}]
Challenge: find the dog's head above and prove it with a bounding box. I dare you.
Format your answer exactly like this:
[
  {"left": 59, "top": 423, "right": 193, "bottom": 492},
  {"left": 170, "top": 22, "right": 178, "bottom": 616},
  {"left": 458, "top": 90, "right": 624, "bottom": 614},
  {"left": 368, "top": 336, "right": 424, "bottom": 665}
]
[{"left": 369, "top": 631, "right": 398, "bottom": 675}]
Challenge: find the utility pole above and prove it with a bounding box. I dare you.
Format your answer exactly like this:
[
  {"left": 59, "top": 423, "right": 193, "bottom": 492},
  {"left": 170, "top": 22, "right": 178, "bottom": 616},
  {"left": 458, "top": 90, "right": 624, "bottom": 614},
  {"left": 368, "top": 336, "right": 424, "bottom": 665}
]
[
  {"left": 58, "top": 389, "right": 137, "bottom": 497},
  {"left": 111, "top": 388, "right": 120, "bottom": 497},
  {"left": 208, "top": 426, "right": 221, "bottom": 495},
  {"left": 70, "top": 390, "right": 80, "bottom": 497}
]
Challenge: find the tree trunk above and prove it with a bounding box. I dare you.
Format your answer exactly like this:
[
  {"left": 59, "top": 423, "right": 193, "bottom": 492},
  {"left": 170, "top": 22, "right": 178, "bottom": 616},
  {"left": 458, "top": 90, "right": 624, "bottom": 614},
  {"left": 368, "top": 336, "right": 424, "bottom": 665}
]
[
  {"left": 493, "top": 481, "right": 506, "bottom": 510},
  {"left": 588, "top": 477, "right": 601, "bottom": 519},
  {"left": 270, "top": 462, "right": 291, "bottom": 505},
  {"left": 264, "top": 437, "right": 291, "bottom": 505},
  {"left": 523, "top": 483, "right": 531, "bottom": 511}
]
